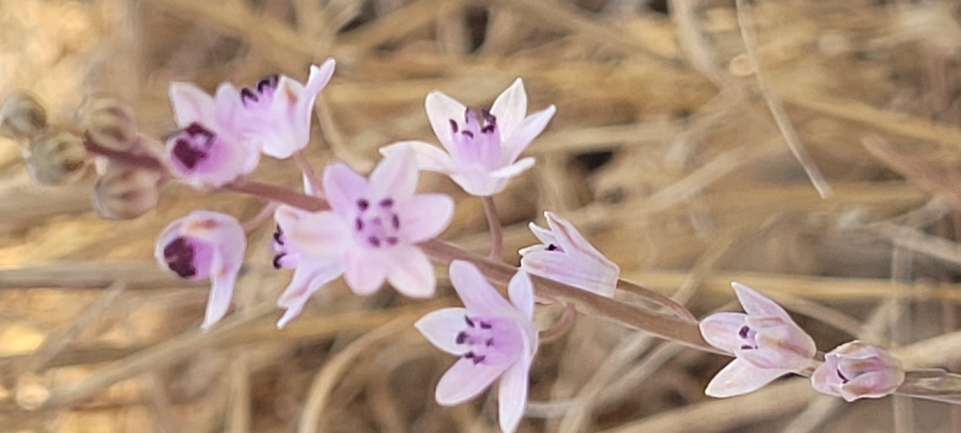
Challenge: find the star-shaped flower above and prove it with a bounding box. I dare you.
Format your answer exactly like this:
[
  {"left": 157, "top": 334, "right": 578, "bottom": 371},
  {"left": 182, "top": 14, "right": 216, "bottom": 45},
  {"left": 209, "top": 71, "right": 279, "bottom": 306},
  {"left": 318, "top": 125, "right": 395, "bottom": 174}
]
[
  {"left": 381, "top": 78, "right": 556, "bottom": 196},
  {"left": 519, "top": 212, "right": 619, "bottom": 297},
  {"left": 698, "top": 282, "right": 818, "bottom": 397},
  {"left": 155, "top": 211, "right": 246, "bottom": 329},
  {"left": 416, "top": 261, "right": 538, "bottom": 433}
]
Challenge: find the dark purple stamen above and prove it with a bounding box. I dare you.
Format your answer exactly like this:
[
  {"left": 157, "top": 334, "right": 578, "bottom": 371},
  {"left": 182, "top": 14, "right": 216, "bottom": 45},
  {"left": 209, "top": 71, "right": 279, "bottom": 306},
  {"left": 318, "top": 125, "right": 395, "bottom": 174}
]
[
  {"left": 465, "top": 316, "right": 475, "bottom": 328},
  {"left": 449, "top": 119, "right": 459, "bottom": 133},
  {"left": 273, "top": 226, "right": 284, "bottom": 244},
  {"left": 355, "top": 218, "right": 364, "bottom": 231},
  {"left": 357, "top": 199, "right": 369, "bottom": 211},
  {"left": 385, "top": 236, "right": 398, "bottom": 246},
  {"left": 257, "top": 74, "right": 279, "bottom": 93},
  {"left": 380, "top": 198, "right": 394, "bottom": 208},
  {"left": 738, "top": 326, "right": 750, "bottom": 339},
  {"left": 480, "top": 109, "right": 496, "bottom": 133},
  {"left": 462, "top": 130, "right": 474, "bottom": 139},
  {"left": 456, "top": 332, "right": 468, "bottom": 344},
  {"left": 479, "top": 321, "right": 492, "bottom": 329},
  {"left": 391, "top": 214, "right": 400, "bottom": 229},
  {"left": 740, "top": 345, "right": 754, "bottom": 350},
  {"left": 485, "top": 338, "right": 493, "bottom": 347},
  {"left": 163, "top": 237, "right": 196, "bottom": 278},
  {"left": 837, "top": 370, "right": 849, "bottom": 383},
  {"left": 172, "top": 123, "right": 215, "bottom": 169},
  {"left": 464, "top": 108, "right": 471, "bottom": 123},
  {"left": 464, "top": 352, "right": 486, "bottom": 365},
  {"left": 367, "top": 236, "right": 381, "bottom": 247},
  {"left": 546, "top": 244, "right": 558, "bottom": 251},
  {"left": 240, "top": 88, "right": 258, "bottom": 104},
  {"left": 272, "top": 253, "right": 286, "bottom": 269}
]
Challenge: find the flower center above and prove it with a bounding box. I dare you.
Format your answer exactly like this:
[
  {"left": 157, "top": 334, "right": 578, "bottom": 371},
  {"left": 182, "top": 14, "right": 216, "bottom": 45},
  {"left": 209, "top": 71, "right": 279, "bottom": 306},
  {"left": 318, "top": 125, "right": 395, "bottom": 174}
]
[
  {"left": 353, "top": 198, "right": 401, "bottom": 248},
  {"left": 171, "top": 123, "right": 216, "bottom": 169},
  {"left": 454, "top": 315, "right": 523, "bottom": 366},
  {"left": 240, "top": 74, "right": 279, "bottom": 107},
  {"left": 163, "top": 237, "right": 196, "bottom": 278},
  {"left": 738, "top": 325, "right": 759, "bottom": 350},
  {"left": 448, "top": 108, "right": 502, "bottom": 169}
]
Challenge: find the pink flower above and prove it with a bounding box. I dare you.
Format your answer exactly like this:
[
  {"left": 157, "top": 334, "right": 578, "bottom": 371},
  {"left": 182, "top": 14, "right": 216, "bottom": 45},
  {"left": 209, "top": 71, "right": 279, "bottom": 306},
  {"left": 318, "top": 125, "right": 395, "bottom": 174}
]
[
  {"left": 416, "top": 261, "right": 537, "bottom": 433},
  {"left": 230, "top": 59, "right": 336, "bottom": 159},
  {"left": 155, "top": 211, "right": 246, "bottom": 329},
  {"left": 166, "top": 83, "right": 260, "bottom": 188},
  {"left": 699, "top": 282, "right": 817, "bottom": 397},
  {"left": 380, "top": 78, "right": 556, "bottom": 196},
  {"left": 811, "top": 341, "right": 904, "bottom": 401},
  {"left": 277, "top": 147, "right": 454, "bottom": 304},
  {"left": 519, "top": 212, "right": 619, "bottom": 297}
]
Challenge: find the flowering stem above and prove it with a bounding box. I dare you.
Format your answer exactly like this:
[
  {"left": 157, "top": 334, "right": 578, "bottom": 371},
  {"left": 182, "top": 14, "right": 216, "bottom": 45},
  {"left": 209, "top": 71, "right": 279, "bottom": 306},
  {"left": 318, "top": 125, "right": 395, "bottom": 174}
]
[
  {"left": 82, "top": 136, "right": 166, "bottom": 173},
  {"left": 481, "top": 196, "right": 503, "bottom": 260},
  {"left": 225, "top": 180, "right": 326, "bottom": 212},
  {"left": 616, "top": 279, "right": 697, "bottom": 323},
  {"left": 241, "top": 202, "right": 279, "bottom": 233}
]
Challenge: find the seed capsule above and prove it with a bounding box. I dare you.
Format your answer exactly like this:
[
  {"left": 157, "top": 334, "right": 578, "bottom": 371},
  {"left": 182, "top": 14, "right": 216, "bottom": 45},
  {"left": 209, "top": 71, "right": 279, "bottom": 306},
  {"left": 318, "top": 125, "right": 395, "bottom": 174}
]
[
  {"left": 77, "top": 97, "right": 138, "bottom": 151},
  {"left": 26, "top": 128, "right": 87, "bottom": 185},
  {"left": 92, "top": 164, "right": 160, "bottom": 220},
  {"left": 0, "top": 91, "right": 48, "bottom": 139}
]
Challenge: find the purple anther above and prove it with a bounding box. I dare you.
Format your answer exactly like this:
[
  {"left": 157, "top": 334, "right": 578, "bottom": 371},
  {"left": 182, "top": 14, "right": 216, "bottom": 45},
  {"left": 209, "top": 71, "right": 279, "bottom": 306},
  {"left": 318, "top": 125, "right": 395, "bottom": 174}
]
[
  {"left": 163, "top": 237, "right": 196, "bottom": 278},
  {"left": 465, "top": 316, "right": 475, "bottom": 328},
  {"left": 357, "top": 199, "right": 369, "bottom": 211},
  {"left": 380, "top": 198, "right": 394, "bottom": 208},
  {"left": 272, "top": 253, "right": 286, "bottom": 269},
  {"left": 449, "top": 119, "right": 459, "bottom": 133}
]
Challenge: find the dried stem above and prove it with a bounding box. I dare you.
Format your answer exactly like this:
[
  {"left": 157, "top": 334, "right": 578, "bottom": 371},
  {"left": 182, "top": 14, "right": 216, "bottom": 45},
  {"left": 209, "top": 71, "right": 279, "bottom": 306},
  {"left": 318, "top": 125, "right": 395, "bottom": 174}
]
[{"left": 481, "top": 196, "right": 503, "bottom": 261}]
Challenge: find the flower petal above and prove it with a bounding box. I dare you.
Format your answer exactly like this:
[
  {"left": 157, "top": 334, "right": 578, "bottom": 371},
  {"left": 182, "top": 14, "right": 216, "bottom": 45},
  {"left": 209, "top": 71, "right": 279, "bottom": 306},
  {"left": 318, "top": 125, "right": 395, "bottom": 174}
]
[
  {"left": 306, "top": 58, "right": 336, "bottom": 94},
  {"left": 380, "top": 141, "right": 455, "bottom": 174},
  {"left": 343, "top": 248, "right": 388, "bottom": 295},
  {"left": 498, "top": 356, "right": 531, "bottom": 433},
  {"left": 169, "top": 82, "right": 215, "bottom": 126},
  {"left": 322, "top": 162, "right": 368, "bottom": 216},
  {"left": 519, "top": 248, "right": 616, "bottom": 297},
  {"left": 202, "top": 256, "right": 239, "bottom": 330},
  {"left": 276, "top": 258, "right": 344, "bottom": 328},
  {"left": 415, "top": 307, "right": 472, "bottom": 355},
  {"left": 213, "top": 83, "right": 248, "bottom": 135},
  {"left": 435, "top": 356, "right": 511, "bottom": 406},
  {"left": 396, "top": 193, "right": 454, "bottom": 243},
  {"left": 449, "top": 260, "right": 515, "bottom": 315},
  {"left": 425, "top": 91, "right": 467, "bottom": 152},
  {"left": 280, "top": 210, "right": 351, "bottom": 257},
  {"left": 526, "top": 221, "right": 556, "bottom": 246},
  {"left": 705, "top": 358, "right": 788, "bottom": 398},
  {"left": 731, "top": 282, "right": 795, "bottom": 323},
  {"left": 545, "top": 212, "right": 617, "bottom": 270},
  {"left": 698, "top": 312, "right": 748, "bottom": 355},
  {"left": 386, "top": 246, "right": 435, "bottom": 298},
  {"left": 489, "top": 157, "right": 536, "bottom": 179},
  {"left": 368, "top": 146, "right": 418, "bottom": 201},
  {"left": 503, "top": 105, "right": 555, "bottom": 163},
  {"left": 508, "top": 271, "right": 534, "bottom": 321},
  {"left": 490, "top": 78, "right": 527, "bottom": 142}
]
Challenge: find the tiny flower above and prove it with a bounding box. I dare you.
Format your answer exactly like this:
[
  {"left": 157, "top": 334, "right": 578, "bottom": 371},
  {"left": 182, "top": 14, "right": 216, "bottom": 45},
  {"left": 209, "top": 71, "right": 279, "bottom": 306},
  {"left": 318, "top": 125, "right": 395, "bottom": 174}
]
[
  {"left": 416, "top": 261, "right": 537, "bottom": 433},
  {"left": 812, "top": 341, "right": 905, "bottom": 402},
  {"left": 699, "top": 282, "right": 817, "bottom": 397},
  {"left": 230, "top": 59, "right": 336, "bottom": 159},
  {"left": 519, "top": 211, "right": 619, "bottom": 297},
  {"left": 155, "top": 211, "right": 246, "bottom": 329},
  {"left": 380, "top": 78, "right": 556, "bottom": 196},
  {"left": 166, "top": 82, "right": 260, "bottom": 188},
  {"left": 278, "top": 147, "right": 454, "bottom": 300}
]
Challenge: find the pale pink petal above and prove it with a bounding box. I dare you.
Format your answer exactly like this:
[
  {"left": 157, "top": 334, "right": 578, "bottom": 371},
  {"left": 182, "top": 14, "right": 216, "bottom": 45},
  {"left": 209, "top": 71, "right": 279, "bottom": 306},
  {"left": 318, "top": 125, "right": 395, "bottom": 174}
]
[
  {"left": 732, "top": 282, "right": 794, "bottom": 323},
  {"left": 322, "top": 162, "right": 368, "bottom": 216},
  {"left": 449, "top": 260, "right": 515, "bottom": 315},
  {"left": 306, "top": 58, "right": 336, "bottom": 94},
  {"left": 380, "top": 141, "right": 455, "bottom": 174},
  {"left": 169, "top": 82, "right": 216, "bottom": 126},
  {"left": 396, "top": 194, "right": 454, "bottom": 243},
  {"left": 498, "top": 356, "right": 531, "bottom": 433},
  {"left": 545, "top": 212, "right": 617, "bottom": 270},
  {"left": 385, "top": 246, "right": 435, "bottom": 298},
  {"left": 489, "top": 157, "right": 536, "bottom": 179},
  {"left": 435, "top": 357, "right": 511, "bottom": 406},
  {"left": 368, "top": 146, "right": 417, "bottom": 201},
  {"left": 508, "top": 271, "right": 534, "bottom": 321},
  {"left": 526, "top": 221, "right": 556, "bottom": 246},
  {"left": 276, "top": 258, "right": 344, "bottom": 328},
  {"left": 202, "top": 258, "right": 239, "bottom": 330},
  {"left": 705, "top": 358, "right": 788, "bottom": 398},
  {"left": 698, "top": 312, "right": 748, "bottom": 355},
  {"left": 520, "top": 249, "right": 616, "bottom": 297},
  {"left": 213, "top": 83, "right": 248, "bottom": 134},
  {"left": 343, "top": 248, "right": 389, "bottom": 295},
  {"left": 425, "top": 91, "right": 467, "bottom": 152},
  {"left": 503, "top": 105, "right": 555, "bottom": 163},
  {"left": 449, "top": 171, "right": 507, "bottom": 197},
  {"left": 414, "top": 307, "right": 472, "bottom": 355},
  {"left": 490, "top": 78, "right": 527, "bottom": 141},
  {"left": 282, "top": 211, "right": 351, "bottom": 257}
]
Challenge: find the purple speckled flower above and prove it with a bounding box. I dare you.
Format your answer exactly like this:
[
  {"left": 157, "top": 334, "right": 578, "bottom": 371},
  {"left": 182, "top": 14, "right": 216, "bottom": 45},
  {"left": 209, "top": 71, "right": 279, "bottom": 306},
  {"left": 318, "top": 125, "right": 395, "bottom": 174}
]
[
  {"left": 416, "top": 261, "right": 537, "bottom": 433},
  {"left": 155, "top": 211, "right": 246, "bottom": 329},
  {"left": 699, "top": 282, "right": 818, "bottom": 397}
]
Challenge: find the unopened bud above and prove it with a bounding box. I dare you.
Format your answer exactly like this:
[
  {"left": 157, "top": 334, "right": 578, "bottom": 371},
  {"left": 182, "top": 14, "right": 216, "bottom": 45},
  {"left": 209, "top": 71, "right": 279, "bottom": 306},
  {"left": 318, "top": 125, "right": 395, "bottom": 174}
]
[
  {"left": 26, "top": 128, "right": 87, "bottom": 185},
  {"left": 92, "top": 164, "right": 160, "bottom": 219},
  {"left": 1, "top": 91, "right": 47, "bottom": 139},
  {"left": 77, "top": 97, "right": 138, "bottom": 151}
]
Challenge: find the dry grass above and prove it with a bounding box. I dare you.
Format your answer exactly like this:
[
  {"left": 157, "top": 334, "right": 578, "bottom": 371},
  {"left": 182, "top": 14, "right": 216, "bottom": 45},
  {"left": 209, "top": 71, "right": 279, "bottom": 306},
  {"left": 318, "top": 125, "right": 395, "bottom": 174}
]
[{"left": 4, "top": 0, "right": 961, "bottom": 431}]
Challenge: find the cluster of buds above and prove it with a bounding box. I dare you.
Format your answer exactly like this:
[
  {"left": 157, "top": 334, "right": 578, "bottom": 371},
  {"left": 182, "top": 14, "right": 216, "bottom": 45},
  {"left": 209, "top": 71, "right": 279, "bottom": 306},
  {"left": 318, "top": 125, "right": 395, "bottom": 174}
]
[{"left": 1, "top": 91, "right": 87, "bottom": 185}]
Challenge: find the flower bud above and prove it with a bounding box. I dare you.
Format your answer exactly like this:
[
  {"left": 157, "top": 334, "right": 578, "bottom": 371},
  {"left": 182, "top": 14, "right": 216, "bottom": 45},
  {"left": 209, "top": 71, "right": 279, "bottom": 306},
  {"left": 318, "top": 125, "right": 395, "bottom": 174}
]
[
  {"left": 811, "top": 341, "right": 905, "bottom": 401},
  {"left": 92, "top": 164, "right": 161, "bottom": 220},
  {"left": 26, "top": 128, "right": 87, "bottom": 185},
  {"left": 1, "top": 91, "right": 47, "bottom": 139},
  {"left": 77, "top": 97, "right": 138, "bottom": 151}
]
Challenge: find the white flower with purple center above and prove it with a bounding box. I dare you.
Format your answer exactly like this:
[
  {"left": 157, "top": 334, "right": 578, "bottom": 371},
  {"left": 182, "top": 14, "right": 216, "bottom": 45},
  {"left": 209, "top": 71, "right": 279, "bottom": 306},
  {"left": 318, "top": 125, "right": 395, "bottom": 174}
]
[
  {"left": 698, "top": 282, "right": 818, "bottom": 397},
  {"left": 230, "top": 59, "right": 336, "bottom": 159},
  {"left": 165, "top": 83, "right": 260, "bottom": 188},
  {"left": 380, "top": 78, "right": 556, "bottom": 196},
  {"left": 155, "top": 210, "right": 246, "bottom": 329},
  {"left": 278, "top": 147, "right": 454, "bottom": 303},
  {"left": 520, "top": 212, "right": 620, "bottom": 297},
  {"left": 416, "top": 261, "right": 537, "bottom": 433}
]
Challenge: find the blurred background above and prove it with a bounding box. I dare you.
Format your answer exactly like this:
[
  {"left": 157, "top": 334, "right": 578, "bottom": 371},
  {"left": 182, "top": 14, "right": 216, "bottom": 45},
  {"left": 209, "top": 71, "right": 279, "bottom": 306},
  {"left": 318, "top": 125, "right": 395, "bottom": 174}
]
[{"left": 3, "top": 0, "right": 961, "bottom": 431}]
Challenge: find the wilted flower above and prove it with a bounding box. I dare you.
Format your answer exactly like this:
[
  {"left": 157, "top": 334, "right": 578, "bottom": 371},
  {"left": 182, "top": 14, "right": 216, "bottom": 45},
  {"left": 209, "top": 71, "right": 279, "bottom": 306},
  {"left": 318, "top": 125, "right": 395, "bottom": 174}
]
[
  {"left": 519, "top": 211, "right": 619, "bottom": 297},
  {"left": 155, "top": 211, "right": 246, "bottom": 329},
  {"left": 165, "top": 82, "right": 260, "bottom": 188},
  {"left": 1, "top": 90, "right": 47, "bottom": 139},
  {"left": 699, "top": 282, "right": 817, "bottom": 397},
  {"left": 230, "top": 59, "right": 335, "bottom": 159},
  {"left": 812, "top": 341, "right": 905, "bottom": 401},
  {"left": 26, "top": 128, "right": 87, "bottom": 185},
  {"left": 77, "top": 97, "right": 138, "bottom": 152},
  {"left": 380, "top": 78, "right": 555, "bottom": 196},
  {"left": 92, "top": 163, "right": 161, "bottom": 220},
  {"left": 416, "top": 261, "right": 537, "bottom": 433},
  {"left": 275, "top": 147, "right": 453, "bottom": 318}
]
